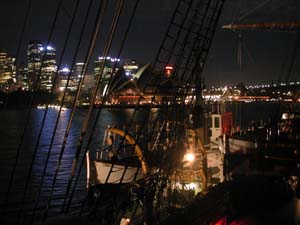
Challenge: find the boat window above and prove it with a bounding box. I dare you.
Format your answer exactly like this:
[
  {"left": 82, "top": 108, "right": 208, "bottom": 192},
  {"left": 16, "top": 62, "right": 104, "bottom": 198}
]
[{"left": 214, "top": 117, "right": 220, "bottom": 128}]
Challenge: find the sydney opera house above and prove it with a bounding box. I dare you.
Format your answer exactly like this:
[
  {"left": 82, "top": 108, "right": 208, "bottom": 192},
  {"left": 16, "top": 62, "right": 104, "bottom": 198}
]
[{"left": 106, "top": 64, "right": 181, "bottom": 104}]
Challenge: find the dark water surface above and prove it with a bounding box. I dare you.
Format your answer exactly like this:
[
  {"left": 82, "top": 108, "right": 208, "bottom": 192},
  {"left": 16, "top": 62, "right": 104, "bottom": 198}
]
[
  {"left": 0, "top": 108, "right": 137, "bottom": 224},
  {"left": 0, "top": 102, "right": 299, "bottom": 224}
]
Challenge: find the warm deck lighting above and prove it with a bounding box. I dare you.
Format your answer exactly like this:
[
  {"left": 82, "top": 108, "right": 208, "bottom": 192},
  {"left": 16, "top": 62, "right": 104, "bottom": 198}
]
[{"left": 184, "top": 153, "right": 195, "bottom": 162}]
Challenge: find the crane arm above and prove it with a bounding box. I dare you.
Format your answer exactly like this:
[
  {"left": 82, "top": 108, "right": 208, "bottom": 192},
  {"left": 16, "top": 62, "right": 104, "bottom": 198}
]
[{"left": 222, "top": 22, "right": 300, "bottom": 31}]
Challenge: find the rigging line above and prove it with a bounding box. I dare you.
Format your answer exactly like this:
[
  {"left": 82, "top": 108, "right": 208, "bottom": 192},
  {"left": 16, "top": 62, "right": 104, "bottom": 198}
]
[
  {"left": 236, "top": 0, "right": 271, "bottom": 22},
  {"left": 182, "top": 0, "right": 213, "bottom": 81},
  {"left": 166, "top": 0, "right": 210, "bottom": 97},
  {"left": 240, "top": 34, "right": 256, "bottom": 66},
  {"left": 230, "top": 0, "right": 241, "bottom": 25},
  {"left": 277, "top": 33, "right": 295, "bottom": 83},
  {"left": 78, "top": 0, "right": 142, "bottom": 214},
  {"left": 118, "top": 17, "right": 201, "bottom": 218},
  {"left": 2, "top": 0, "right": 63, "bottom": 218},
  {"left": 174, "top": 0, "right": 205, "bottom": 82},
  {"left": 60, "top": 0, "right": 111, "bottom": 213},
  {"left": 4, "top": 0, "right": 32, "bottom": 108},
  {"left": 64, "top": 0, "right": 126, "bottom": 213},
  {"left": 166, "top": 0, "right": 224, "bottom": 191},
  {"left": 90, "top": 0, "right": 192, "bottom": 190},
  {"left": 109, "top": 0, "right": 208, "bottom": 179},
  {"left": 45, "top": 0, "right": 108, "bottom": 214},
  {"left": 194, "top": 0, "right": 223, "bottom": 76},
  {"left": 145, "top": 62, "right": 195, "bottom": 176},
  {"left": 43, "top": 0, "right": 94, "bottom": 219},
  {"left": 146, "top": 47, "right": 197, "bottom": 154},
  {"left": 287, "top": 32, "right": 300, "bottom": 110},
  {"left": 56, "top": 0, "right": 76, "bottom": 24},
  {"left": 29, "top": 0, "right": 82, "bottom": 222},
  {"left": 174, "top": 0, "right": 207, "bottom": 84},
  {"left": 284, "top": 32, "right": 300, "bottom": 84},
  {"left": 1, "top": 0, "right": 32, "bottom": 208},
  {"left": 159, "top": 0, "right": 194, "bottom": 68},
  {"left": 16, "top": 0, "right": 79, "bottom": 221},
  {"left": 152, "top": 0, "right": 187, "bottom": 71},
  {"left": 115, "top": 9, "right": 196, "bottom": 163},
  {"left": 93, "top": 2, "right": 190, "bottom": 166},
  {"left": 94, "top": 0, "right": 220, "bottom": 218}
]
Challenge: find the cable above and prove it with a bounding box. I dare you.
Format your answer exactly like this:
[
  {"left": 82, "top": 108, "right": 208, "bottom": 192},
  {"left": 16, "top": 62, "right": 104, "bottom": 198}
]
[
  {"left": 2, "top": 0, "right": 63, "bottom": 220},
  {"left": 42, "top": 0, "right": 95, "bottom": 220},
  {"left": 4, "top": 0, "right": 32, "bottom": 108},
  {"left": 64, "top": 0, "right": 126, "bottom": 213},
  {"left": 16, "top": 1, "right": 66, "bottom": 223},
  {"left": 79, "top": 0, "right": 141, "bottom": 190},
  {"left": 29, "top": 0, "right": 82, "bottom": 222},
  {"left": 1, "top": 0, "right": 32, "bottom": 209},
  {"left": 59, "top": 0, "right": 109, "bottom": 213},
  {"left": 99, "top": 0, "right": 194, "bottom": 191},
  {"left": 236, "top": 0, "right": 271, "bottom": 22}
]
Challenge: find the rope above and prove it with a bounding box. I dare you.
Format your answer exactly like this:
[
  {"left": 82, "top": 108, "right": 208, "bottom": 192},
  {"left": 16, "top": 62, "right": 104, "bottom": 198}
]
[
  {"left": 84, "top": 0, "right": 142, "bottom": 187},
  {"left": 29, "top": 0, "right": 82, "bottom": 222},
  {"left": 3, "top": 0, "right": 63, "bottom": 220},
  {"left": 1, "top": 0, "right": 32, "bottom": 210},
  {"left": 64, "top": 0, "right": 126, "bottom": 213},
  {"left": 16, "top": 0, "right": 70, "bottom": 223},
  {"left": 42, "top": 0, "right": 105, "bottom": 219},
  {"left": 4, "top": 0, "right": 32, "bottom": 108},
  {"left": 236, "top": 0, "right": 271, "bottom": 22},
  {"left": 59, "top": 0, "right": 110, "bottom": 213}
]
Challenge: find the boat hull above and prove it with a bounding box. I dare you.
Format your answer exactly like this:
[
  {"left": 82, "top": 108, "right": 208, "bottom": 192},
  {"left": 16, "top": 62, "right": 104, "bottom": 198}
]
[{"left": 91, "top": 160, "right": 145, "bottom": 184}]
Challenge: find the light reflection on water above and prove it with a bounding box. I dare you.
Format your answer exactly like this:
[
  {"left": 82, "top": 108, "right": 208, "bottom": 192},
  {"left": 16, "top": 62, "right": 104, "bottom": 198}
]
[
  {"left": 0, "top": 102, "right": 299, "bottom": 223},
  {"left": 0, "top": 108, "right": 130, "bottom": 223}
]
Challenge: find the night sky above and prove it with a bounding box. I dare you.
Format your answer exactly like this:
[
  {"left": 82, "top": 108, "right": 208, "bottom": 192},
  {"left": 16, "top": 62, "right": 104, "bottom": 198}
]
[{"left": 0, "top": 0, "right": 300, "bottom": 87}]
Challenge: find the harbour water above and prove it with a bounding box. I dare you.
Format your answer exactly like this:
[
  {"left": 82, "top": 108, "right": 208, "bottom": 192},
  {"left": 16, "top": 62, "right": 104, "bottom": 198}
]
[{"left": 0, "top": 102, "right": 299, "bottom": 224}]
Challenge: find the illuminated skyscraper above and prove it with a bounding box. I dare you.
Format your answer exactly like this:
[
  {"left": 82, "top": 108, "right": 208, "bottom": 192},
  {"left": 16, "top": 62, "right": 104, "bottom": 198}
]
[
  {"left": 57, "top": 67, "right": 70, "bottom": 91},
  {"left": 40, "top": 45, "right": 57, "bottom": 91},
  {"left": 123, "top": 59, "right": 139, "bottom": 77},
  {"left": 27, "top": 40, "right": 42, "bottom": 90},
  {"left": 27, "top": 41, "right": 57, "bottom": 91},
  {"left": 93, "top": 56, "right": 120, "bottom": 96},
  {"left": 0, "top": 52, "right": 16, "bottom": 91},
  {"left": 76, "top": 62, "right": 85, "bottom": 80},
  {"left": 17, "top": 62, "right": 29, "bottom": 90},
  {"left": 76, "top": 62, "right": 93, "bottom": 92}
]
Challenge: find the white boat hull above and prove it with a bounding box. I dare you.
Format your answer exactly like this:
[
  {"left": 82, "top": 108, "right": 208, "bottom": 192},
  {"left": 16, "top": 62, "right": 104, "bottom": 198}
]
[
  {"left": 92, "top": 160, "right": 145, "bottom": 184},
  {"left": 86, "top": 151, "right": 145, "bottom": 186},
  {"left": 228, "top": 137, "right": 257, "bottom": 154}
]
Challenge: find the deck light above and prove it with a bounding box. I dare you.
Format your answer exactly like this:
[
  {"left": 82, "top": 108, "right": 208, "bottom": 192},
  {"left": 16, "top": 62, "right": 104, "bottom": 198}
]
[{"left": 184, "top": 153, "right": 195, "bottom": 162}]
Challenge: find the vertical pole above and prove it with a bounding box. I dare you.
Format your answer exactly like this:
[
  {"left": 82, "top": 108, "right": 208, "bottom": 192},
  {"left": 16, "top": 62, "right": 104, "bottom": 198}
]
[{"left": 192, "top": 56, "right": 208, "bottom": 192}]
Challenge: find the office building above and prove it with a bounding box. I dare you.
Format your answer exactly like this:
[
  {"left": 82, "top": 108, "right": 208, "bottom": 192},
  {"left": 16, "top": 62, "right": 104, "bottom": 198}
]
[
  {"left": 27, "top": 41, "right": 57, "bottom": 91},
  {"left": 93, "top": 56, "right": 120, "bottom": 96},
  {"left": 0, "top": 52, "right": 16, "bottom": 91},
  {"left": 123, "top": 59, "right": 139, "bottom": 77}
]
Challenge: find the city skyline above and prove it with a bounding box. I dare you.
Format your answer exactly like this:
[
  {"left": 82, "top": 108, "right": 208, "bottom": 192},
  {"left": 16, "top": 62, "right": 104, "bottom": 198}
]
[
  {"left": 2, "top": 39, "right": 300, "bottom": 94},
  {"left": 0, "top": 39, "right": 143, "bottom": 92},
  {"left": 0, "top": 1, "right": 300, "bottom": 87}
]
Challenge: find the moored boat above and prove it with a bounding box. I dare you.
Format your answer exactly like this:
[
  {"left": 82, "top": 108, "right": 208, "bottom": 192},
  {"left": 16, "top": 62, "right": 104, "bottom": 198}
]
[{"left": 86, "top": 127, "right": 148, "bottom": 188}]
